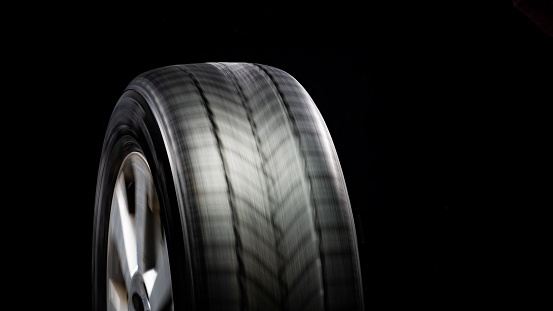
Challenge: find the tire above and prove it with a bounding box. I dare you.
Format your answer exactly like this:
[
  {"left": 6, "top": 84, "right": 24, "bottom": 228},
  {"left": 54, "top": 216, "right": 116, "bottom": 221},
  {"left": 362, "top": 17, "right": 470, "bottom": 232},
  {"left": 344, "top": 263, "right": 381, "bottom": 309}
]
[{"left": 92, "top": 63, "right": 364, "bottom": 311}]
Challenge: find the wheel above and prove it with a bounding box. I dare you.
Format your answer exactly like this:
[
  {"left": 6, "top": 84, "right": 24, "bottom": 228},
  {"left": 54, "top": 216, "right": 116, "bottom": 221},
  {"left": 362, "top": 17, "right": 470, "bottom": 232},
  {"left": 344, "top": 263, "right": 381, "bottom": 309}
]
[{"left": 92, "top": 63, "right": 364, "bottom": 311}]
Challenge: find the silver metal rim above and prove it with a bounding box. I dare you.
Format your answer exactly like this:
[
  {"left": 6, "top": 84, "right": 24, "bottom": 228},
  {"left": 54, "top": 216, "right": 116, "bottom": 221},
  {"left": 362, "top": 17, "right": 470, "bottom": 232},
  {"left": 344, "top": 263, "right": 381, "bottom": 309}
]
[{"left": 107, "top": 152, "right": 173, "bottom": 311}]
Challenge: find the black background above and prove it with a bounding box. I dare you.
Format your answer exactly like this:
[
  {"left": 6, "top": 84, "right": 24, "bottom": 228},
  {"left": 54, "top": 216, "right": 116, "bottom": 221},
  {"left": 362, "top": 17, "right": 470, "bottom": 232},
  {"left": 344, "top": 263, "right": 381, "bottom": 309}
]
[{"left": 12, "top": 2, "right": 551, "bottom": 309}]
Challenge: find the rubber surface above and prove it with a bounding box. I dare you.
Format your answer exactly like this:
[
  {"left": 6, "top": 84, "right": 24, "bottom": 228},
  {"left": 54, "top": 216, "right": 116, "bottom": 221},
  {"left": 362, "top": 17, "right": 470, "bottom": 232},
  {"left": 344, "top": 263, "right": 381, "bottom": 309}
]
[{"left": 94, "top": 62, "right": 363, "bottom": 311}]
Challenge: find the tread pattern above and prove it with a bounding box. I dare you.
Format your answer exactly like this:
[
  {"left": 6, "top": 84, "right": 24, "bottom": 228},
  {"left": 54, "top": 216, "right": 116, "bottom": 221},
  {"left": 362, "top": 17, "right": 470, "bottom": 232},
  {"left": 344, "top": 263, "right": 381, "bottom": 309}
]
[
  {"left": 127, "top": 63, "right": 363, "bottom": 311},
  {"left": 215, "top": 63, "right": 321, "bottom": 311},
  {"left": 256, "top": 64, "right": 364, "bottom": 311}
]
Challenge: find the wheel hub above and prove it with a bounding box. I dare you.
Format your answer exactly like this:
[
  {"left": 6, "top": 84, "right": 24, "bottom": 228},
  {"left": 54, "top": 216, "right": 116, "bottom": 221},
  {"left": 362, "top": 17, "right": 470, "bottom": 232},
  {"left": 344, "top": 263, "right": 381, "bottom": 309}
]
[{"left": 129, "top": 273, "right": 150, "bottom": 311}]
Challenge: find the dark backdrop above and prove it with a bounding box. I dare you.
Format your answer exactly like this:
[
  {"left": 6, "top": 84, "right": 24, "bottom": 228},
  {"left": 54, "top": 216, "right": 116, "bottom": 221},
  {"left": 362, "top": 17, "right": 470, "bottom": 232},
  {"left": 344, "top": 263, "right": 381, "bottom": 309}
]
[{"left": 13, "top": 2, "right": 551, "bottom": 309}]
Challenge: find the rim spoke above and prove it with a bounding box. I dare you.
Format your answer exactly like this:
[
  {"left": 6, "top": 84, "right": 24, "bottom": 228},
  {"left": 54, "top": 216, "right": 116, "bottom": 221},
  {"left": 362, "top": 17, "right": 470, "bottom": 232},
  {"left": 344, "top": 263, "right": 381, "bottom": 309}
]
[
  {"left": 133, "top": 162, "right": 149, "bottom": 273},
  {"left": 110, "top": 175, "right": 138, "bottom": 289},
  {"left": 143, "top": 268, "right": 158, "bottom": 298},
  {"left": 148, "top": 238, "right": 172, "bottom": 311},
  {"left": 108, "top": 279, "right": 128, "bottom": 311}
]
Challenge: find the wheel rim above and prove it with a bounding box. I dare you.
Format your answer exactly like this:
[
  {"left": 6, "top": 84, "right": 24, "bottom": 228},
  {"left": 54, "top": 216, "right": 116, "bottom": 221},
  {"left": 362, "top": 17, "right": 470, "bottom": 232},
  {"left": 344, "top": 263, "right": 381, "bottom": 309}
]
[{"left": 107, "top": 152, "right": 173, "bottom": 311}]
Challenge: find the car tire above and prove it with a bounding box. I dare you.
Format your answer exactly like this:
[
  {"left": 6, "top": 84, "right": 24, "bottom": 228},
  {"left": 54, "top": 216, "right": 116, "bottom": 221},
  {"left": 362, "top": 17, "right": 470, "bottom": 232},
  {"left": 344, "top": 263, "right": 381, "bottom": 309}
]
[{"left": 92, "top": 63, "right": 364, "bottom": 311}]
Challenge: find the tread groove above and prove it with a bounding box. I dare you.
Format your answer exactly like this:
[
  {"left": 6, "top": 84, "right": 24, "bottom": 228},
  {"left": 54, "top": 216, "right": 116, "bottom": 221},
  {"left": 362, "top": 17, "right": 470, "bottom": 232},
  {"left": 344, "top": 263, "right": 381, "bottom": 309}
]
[{"left": 287, "top": 255, "right": 322, "bottom": 305}]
